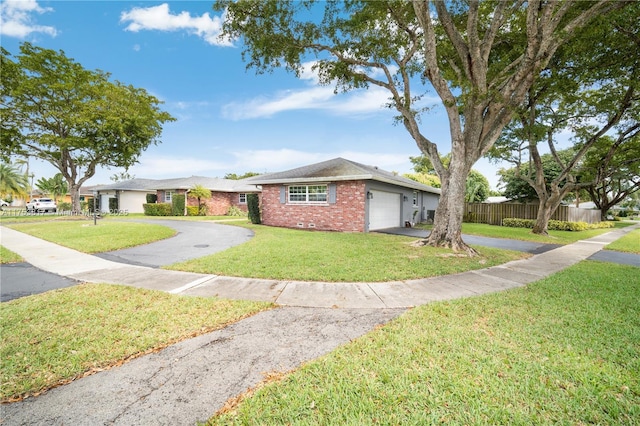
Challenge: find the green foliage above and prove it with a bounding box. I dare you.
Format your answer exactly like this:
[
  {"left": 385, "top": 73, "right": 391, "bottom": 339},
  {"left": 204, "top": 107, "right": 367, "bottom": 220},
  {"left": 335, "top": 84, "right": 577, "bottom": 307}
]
[
  {"left": 143, "top": 203, "right": 172, "bottom": 216},
  {"left": 186, "top": 206, "right": 200, "bottom": 216},
  {"left": 465, "top": 169, "right": 490, "bottom": 203},
  {"left": 502, "top": 218, "right": 614, "bottom": 231},
  {"left": 1, "top": 42, "right": 175, "bottom": 211},
  {"left": 171, "top": 194, "right": 185, "bottom": 216},
  {"left": 146, "top": 193, "right": 157, "bottom": 204},
  {"left": 108, "top": 198, "right": 118, "bottom": 211},
  {"left": 35, "top": 173, "right": 68, "bottom": 203},
  {"left": 403, "top": 172, "right": 441, "bottom": 188},
  {"left": 247, "top": 193, "right": 261, "bottom": 224},
  {"left": 224, "top": 172, "right": 260, "bottom": 180},
  {"left": 58, "top": 202, "right": 72, "bottom": 211},
  {"left": 227, "top": 205, "right": 245, "bottom": 217},
  {"left": 0, "top": 163, "right": 29, "bottom": 200}
]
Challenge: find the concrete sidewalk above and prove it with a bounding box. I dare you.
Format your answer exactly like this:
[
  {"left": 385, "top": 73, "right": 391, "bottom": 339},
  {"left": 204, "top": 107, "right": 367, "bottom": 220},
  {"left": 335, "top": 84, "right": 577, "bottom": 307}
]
[
  {"left": 1, "top": 223, "right": 638, "bottom": 425},
  {"left": 1, "top": 223, "right": 638, "bottom": 308}
]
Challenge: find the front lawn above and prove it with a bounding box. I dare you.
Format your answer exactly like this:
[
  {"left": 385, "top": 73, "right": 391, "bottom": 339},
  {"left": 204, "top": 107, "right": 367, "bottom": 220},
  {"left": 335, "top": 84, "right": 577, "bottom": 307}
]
[
  {"left": 0, "top": 284, "right": 272, "bottom": 402},
  {"left": 0, "top": 246, "right": 23, "bottom": 264},
  {"left": 6, "top": 220, "right": 176, "bottom": 253},
  {"left": 605, "top": 228, "right": 640, "bottom": 254},
  {"left": 167, "top": 224, "right": 528, "bottom": 282},
  {"left": 209, "top": 261, "right": 640, "bottom": 425}
]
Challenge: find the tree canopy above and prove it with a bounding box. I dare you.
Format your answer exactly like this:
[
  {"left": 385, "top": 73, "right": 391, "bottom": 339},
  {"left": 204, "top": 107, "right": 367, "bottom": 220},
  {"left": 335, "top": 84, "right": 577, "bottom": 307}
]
[
  {"left": 487, "top": 3, "right": 639, "bottom": 234},
  {"left": 1, "top": 42, "right": 175, "bottom": 211},
  {"left": 215, "top": 0, "right": 627, "bottom": 253}
]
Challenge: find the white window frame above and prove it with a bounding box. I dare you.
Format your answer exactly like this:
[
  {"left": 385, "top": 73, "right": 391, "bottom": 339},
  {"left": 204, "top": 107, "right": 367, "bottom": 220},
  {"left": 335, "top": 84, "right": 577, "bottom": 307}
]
[
  {"left": 239, "top": 193, "right": 247, "bottom": 204},
  {"left": 412, "top": 191, "right": 418, "bottom": 207},
  {"left": 165, "top": 191, "right": 174, "bottom": 203},
  {"left": 288, "top": 184, "right": 328, "bottom": 204}
]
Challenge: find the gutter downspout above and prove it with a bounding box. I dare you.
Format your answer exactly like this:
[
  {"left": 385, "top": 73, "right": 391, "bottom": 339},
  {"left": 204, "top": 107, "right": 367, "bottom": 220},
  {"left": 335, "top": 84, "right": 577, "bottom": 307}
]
[{"left": 184, "top": 189, "right": 190, "bottom": 216}]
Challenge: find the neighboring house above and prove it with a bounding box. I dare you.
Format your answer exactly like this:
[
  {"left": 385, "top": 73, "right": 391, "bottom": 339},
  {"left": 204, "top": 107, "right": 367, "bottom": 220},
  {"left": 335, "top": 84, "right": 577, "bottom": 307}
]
[
  {"left": 94, "top": 179, "right": 159, "bottom": 213},
  {"left": 93, "top": 177, "right": 259, "bottom": 215},
  {"left": 245, "top": 157, "right": 441, "bottom": 232},
  {"left": 153, "top": 176, "right": 259, "bottom": 215}
]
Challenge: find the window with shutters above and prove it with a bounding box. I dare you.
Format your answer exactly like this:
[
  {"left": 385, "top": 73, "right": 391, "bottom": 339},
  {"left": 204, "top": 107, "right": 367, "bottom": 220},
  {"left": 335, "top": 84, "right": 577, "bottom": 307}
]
[{"left": 288, "top": 185, "right": 328, "bottom": 204}]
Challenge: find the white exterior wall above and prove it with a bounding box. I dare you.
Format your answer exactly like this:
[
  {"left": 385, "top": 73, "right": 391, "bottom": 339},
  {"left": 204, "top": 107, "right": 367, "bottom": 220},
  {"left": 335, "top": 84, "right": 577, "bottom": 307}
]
[{"left": 118, "top": 192, "right": 150, "bottom": 213}]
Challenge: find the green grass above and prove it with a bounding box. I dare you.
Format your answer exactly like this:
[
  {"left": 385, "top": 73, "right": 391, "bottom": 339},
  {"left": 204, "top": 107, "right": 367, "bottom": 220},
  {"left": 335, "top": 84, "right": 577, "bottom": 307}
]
[
  {"left": 209, "top": 261, "right": 640, "bottom": 425},
  {"left": 6, "top": 220, "right": 176, "bottom": 253},
  {"left": 0, "top": 284, "right": 272, "bottom": 401},
  {"left": 167, "top": 224, "right": 528, "bottom": 282},
  {"left": 606, "top": 229, "right": 640, "bottom": 254},
  {"left": 0, "top": 246, "right": 23, "bottom": 263},
  {"left": 453, "top": 222, "right": 632, "bottom": 245}
]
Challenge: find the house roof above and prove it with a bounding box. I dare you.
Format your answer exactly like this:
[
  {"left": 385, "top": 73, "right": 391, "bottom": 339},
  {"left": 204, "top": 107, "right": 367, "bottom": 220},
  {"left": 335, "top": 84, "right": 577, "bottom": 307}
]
[
  {"left": 245, "top": 157, "right": 441, "bottom": 194},
  {"left": 94, "top": 176, "right": 258, "bottom": 193}
]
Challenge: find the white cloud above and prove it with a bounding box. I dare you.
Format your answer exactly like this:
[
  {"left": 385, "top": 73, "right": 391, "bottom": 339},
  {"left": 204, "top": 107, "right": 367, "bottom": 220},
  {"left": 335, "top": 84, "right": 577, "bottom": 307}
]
[
  {"left": 0, "top": 0, "right": 57, "bottom": 38},
  {"left": 120, "top": 3, "right": 231, "bottom": 46},
  {"left": 221, "top": 60, "right": 441, "bottom": 121},
  {"left": 128, "top": 156, "right": 230, "bottom": 178}
]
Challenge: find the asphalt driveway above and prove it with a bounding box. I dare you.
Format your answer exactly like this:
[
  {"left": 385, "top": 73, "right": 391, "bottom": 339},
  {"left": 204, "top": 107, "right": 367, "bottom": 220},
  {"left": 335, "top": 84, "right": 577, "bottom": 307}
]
[{"left": 94, "top": 219, "right": 254, "bottom": 267}]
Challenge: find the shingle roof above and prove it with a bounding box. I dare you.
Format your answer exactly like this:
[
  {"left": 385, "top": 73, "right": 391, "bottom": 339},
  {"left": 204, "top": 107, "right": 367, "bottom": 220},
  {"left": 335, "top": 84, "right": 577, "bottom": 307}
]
[
  {"left": 245, "top": 157, "right": 441, "bottom": 194},
  {"left": 95, "top": 177, "right": 258, "bottom": 193}
]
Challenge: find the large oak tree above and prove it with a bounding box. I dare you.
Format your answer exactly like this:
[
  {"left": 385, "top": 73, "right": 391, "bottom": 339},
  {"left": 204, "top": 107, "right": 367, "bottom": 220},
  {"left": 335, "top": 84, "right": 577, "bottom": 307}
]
[
  {"left": 215, "top": 0, "right": 627, "bottom": 253},
  {"left": 1, "top": 43, "right": 175, "bottom": 211}
]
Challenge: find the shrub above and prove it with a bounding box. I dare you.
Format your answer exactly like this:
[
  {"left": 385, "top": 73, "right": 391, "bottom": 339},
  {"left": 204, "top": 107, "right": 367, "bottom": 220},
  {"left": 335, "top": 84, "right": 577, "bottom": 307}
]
[
  {"left": 172, "top": 194, "right": 185, "bottom": 216},
  {"left": 502, "top": 218, "right": 535, "bottom": 228},
  {"left": 58, "top": 202, "right": 72, "bottom": 211},
  {"left": 227, "top": 205, "right": 246, "bottom": 217},
  {"left": 247, "top": 193, "right": 261, "bottom": 224},
  {"left": 186, "top": 206, "right": 199, "bottom": 216},
  {"left": 143, "top": 203, "right": 172, "bottom": 216},
  {"left": 502, "top": 218, "right": 614, "bottom": 231},
  {"left": 146, "top": 193, "right": 157, "bottom": 204},
  {"left": 108, "top": 198, "right": 118, "bottom": 212}
]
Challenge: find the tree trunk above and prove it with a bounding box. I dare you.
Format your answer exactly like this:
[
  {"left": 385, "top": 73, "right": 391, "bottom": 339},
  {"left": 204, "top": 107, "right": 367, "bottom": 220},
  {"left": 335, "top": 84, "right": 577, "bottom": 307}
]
[
  {"left": 532, "top": 190, "right": 565, "bottom": 235},
  {"left": 532, "top": 199, "right": 554, "bottom": 235},
  {"left": 425, "top": 164, "right": 479, "bottom": 255},
  {"left": 69, "top": 183, "right": 82, "bottom": 213}
]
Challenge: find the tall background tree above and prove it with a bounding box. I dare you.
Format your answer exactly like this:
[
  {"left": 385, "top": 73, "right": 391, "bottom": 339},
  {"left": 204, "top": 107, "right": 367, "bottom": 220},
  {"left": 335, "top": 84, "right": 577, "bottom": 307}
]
[
  {"left": 215, "top": 0, "right": 626, "bottom": 253},
  {"left": 488, "top": 3, "right": 639, "bottom": 234},
  {"left": 581, "top": 135, "right": 640, "bottom": 220},
  {"left": 1, "top": 43, "right": 175, "bottom": 211}
]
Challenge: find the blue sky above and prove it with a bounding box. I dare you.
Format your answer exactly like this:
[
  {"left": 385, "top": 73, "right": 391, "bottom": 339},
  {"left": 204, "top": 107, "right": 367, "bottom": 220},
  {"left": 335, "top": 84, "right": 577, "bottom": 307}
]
[{"left": 1, "top": 0, "right": 502, "bottom": 188}]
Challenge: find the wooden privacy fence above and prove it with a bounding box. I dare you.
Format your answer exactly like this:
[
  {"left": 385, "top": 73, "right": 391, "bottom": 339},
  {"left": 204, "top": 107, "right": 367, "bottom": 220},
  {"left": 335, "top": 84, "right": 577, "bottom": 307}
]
[{"left": 463, "top": 202, "right": 601, "bottom": 225}]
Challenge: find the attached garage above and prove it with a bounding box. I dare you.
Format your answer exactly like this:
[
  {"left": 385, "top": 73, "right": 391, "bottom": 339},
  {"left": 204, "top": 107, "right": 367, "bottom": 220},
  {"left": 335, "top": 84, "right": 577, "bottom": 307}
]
[{"left": 368, "top": 190, "right": 401, "bottom": 230}]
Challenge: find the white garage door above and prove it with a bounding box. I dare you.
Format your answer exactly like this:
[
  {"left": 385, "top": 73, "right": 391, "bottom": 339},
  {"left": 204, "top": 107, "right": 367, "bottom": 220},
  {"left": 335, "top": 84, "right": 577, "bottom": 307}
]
[{"left": 369, "top": 190, "right": 401, "bottom": 230}]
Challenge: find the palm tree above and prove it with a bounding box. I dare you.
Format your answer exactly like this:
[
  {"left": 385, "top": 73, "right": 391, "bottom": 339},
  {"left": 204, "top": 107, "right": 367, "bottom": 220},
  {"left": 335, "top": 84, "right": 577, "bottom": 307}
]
[
  {"left": 0, "top": 163, "right": 29, "bottom": 202},
  {"left": 189, "top": 184, "right": 212, "bottom": 215},
  {"left": 36, "top": 174, "right": 68, "bottom": 203}
]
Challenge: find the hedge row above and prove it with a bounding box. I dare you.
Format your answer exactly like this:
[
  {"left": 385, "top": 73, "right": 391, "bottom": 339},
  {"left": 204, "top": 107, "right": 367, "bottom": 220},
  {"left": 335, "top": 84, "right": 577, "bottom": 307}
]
[
  {"left": 502, "top": 218, "right": 615, "bottom": 231},
  {"left": 143, "top": 203, "right": 173, "bottom": 216}
]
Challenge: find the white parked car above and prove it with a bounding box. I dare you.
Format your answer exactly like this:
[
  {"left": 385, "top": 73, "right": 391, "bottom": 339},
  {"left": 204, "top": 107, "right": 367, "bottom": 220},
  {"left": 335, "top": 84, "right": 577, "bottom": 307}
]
[
  {"left": 0, "top": 200, "right": 9, "bottom": 208},
  {"left": 26, "top": 198, "right": 57, "bottom": 213}
]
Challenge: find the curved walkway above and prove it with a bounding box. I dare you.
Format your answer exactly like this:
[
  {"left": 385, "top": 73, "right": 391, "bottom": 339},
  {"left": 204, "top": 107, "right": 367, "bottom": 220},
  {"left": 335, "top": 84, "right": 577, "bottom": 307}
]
[{"left": 1, "top": 222, "right": 638, "bottom": 308}]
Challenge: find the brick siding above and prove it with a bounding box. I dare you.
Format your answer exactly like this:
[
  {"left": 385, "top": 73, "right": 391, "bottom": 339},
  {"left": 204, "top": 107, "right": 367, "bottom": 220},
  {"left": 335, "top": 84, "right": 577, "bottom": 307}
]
[{"left": 261, "top": 181, "right": 366, "bottom": 232}]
